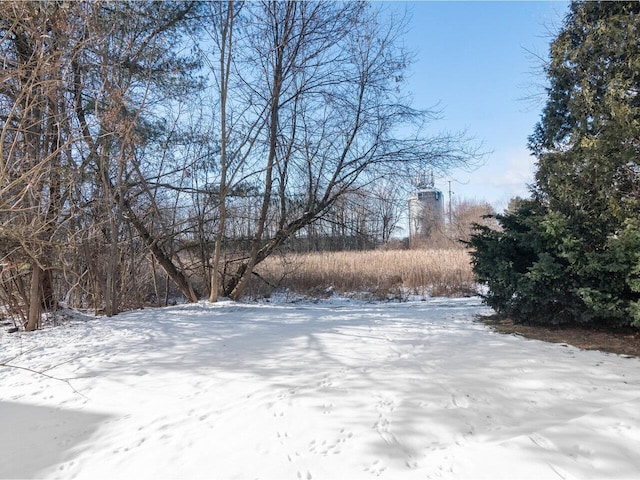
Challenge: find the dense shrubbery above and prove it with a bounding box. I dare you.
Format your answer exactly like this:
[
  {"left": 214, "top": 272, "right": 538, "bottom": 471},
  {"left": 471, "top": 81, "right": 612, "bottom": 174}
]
[
  {"left": 470, "top": 1, "right": 640, "bottom": 329},
  {"left": 469, "top": 200, "right": 640, "bottom": 328}
]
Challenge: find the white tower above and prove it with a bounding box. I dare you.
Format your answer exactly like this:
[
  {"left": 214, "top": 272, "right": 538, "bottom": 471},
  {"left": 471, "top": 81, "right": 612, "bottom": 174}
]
[{"left": 408, "top": 172, "right": 444, "bottom": 242}]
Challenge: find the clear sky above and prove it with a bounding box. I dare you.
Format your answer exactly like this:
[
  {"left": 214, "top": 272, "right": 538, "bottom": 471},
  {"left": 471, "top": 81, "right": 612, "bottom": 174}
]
[{"left": 391, "top": 1, "right": 570, "bottom": 212}]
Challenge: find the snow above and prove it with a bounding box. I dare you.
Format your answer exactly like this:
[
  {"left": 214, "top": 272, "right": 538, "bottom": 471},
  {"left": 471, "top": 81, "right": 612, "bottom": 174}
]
[{"left": 1, "top": 297, "right": 639, "bottom": 480}]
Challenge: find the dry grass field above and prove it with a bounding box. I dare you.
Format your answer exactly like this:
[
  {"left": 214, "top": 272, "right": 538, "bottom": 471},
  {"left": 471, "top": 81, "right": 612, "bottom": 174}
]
[{"left": 253, "top": 248, "right": 476, "bottom": 299}]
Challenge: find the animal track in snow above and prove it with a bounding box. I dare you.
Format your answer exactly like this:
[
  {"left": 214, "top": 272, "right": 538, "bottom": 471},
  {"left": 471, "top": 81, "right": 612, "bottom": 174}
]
[
  {"left": 316, "top": 375, "right": 333, "bottom": 389},
  {"left": 376, "top": 398, "right": 396, "bottom": 413},
  {"left": 529, "top": 432, "right": 558, "bottom": 451},
  {"left": 373, "top": 397, "right": 399, "bottom": 445},
  {"left": 548, "top": 462, "right": 579, "bottom": 480},
  {"left": 276, "top": 431, "right": 289, "bottom": 445},
  {"left": 364, "top": 459, "right": 387, "bottom": 477},
  {"left": 405, "top": 456, "right": 419, "bottom": 469},
  {"left": 450, "top": 394, "right": 470, "bottom": 409},
  {"left": 307, "top": 429, "right": 353, "bottom": 456}
]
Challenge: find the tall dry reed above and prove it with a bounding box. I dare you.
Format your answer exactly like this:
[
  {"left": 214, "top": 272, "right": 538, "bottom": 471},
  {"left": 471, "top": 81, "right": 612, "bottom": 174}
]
[{"left": 253, "top": 248, "right": 476, "bottom": 299}]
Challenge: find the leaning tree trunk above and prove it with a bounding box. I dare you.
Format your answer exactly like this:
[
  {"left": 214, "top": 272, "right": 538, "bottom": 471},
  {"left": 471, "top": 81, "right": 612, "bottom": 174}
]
[
  {"left": 125, "top": 204, "right": 199, "bottom": 303},
  {"left": 225, "top": 212, "right": 317, "bottom": 299}
]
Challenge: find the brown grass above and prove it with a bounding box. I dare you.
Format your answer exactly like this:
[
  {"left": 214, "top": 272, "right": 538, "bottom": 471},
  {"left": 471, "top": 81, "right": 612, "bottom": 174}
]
[{"left": 252, "top": 248, "right": 476, "bottom": 299}]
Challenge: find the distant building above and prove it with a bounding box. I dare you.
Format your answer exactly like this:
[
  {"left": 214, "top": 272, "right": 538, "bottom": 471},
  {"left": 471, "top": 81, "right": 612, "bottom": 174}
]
[{"left": 408, "top": 173, "right": 444, "bottom": 243}]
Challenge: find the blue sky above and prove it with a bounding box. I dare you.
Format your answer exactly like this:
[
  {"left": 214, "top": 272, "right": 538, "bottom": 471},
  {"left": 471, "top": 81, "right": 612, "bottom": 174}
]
[{"left": 391, "top": 1, "right": 570, "bottom": 211}]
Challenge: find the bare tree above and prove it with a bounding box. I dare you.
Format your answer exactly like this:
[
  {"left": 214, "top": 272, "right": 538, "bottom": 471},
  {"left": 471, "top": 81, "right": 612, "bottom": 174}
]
[
  {"left": 1, "top": 1, "right": 202, "bottom": 329},
  {"left": 448, "top": 198, "right": 497, "bottom": 245},
  {"left": 72, "top": 1, "right": 201, "bottom": 309},
  {"left": 209, "top": 2, "right": 477, "bottom": 299},
  {"left": 200, "top": 0, "right": 256, "bottom": 302},
  {"left": 1, "top": 0, "right": 481, "bottom": 327},
  {"left": 371, "top": 180, "right": 405, "bottom": 244},
  {"left": 0, "top": 1, "right": 82, "bottom": 329},
  {"left": 412, "top": 197, "right": 497, "bottom": 249}
]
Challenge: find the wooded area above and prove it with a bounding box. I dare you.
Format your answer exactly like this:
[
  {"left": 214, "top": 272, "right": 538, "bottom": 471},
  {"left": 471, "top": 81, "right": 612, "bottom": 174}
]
[{"left": 1, "top": 1, "right": 476, "bottom": 330}]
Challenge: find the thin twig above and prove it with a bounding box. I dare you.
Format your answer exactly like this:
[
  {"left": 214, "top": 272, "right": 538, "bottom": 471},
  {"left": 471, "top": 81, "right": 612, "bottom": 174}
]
[{"left": 0, "top": 357, "right": 88, "bottom": 399}]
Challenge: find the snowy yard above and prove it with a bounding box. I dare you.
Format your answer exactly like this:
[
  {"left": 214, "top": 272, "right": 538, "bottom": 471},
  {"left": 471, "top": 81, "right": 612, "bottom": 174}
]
[{"left": 1, "top": 297, "right": 639, "bottom": 480}]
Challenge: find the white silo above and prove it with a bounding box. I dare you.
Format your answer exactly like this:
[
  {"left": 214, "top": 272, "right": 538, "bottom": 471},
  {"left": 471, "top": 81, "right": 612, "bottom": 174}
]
[{"left": 408, "top": 172, "right": 445, "bottom": 242}]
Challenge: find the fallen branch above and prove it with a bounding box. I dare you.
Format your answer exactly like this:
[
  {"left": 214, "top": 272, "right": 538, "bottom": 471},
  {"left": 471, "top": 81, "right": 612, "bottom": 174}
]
[{"left": 0, "top": 352, "right": 87, "bottom": 399}]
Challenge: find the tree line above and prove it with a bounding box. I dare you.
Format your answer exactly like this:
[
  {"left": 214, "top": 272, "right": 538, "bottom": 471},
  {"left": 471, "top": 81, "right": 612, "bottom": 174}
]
[
  {"left": 470, "top": 1, "right": 640, "bottom": 330},
  {"left": 1, "top": 1, "right": 475, "bottom": 330}
]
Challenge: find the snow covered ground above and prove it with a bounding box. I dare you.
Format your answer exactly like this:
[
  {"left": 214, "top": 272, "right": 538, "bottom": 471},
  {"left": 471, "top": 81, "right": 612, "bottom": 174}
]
[{"left": 1, "top": 297, "right": 639, "bottom": 480}]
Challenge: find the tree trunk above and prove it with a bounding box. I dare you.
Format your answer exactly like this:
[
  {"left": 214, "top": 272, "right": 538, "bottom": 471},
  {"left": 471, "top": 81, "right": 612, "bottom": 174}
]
[
  {"left": 227, "top": 2, "right": 291, "bottom": 300},
  {"left": 209, "top": 0, "right": 234, "bottom": 303},
  {"left": 41, "top": 268, "right": 56, "bottom": 311},
  {"left": 209, "top": 207, "right": 225, "bottom": 302},
  {"left": 26, "top": 264, "right": 42, "bottom": 332},
  {"left": 226, "top": 212, "right": 316, "bottom": 298},
  {"left": 125, "top": 204, "right": 199, "bottom": 303}
]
